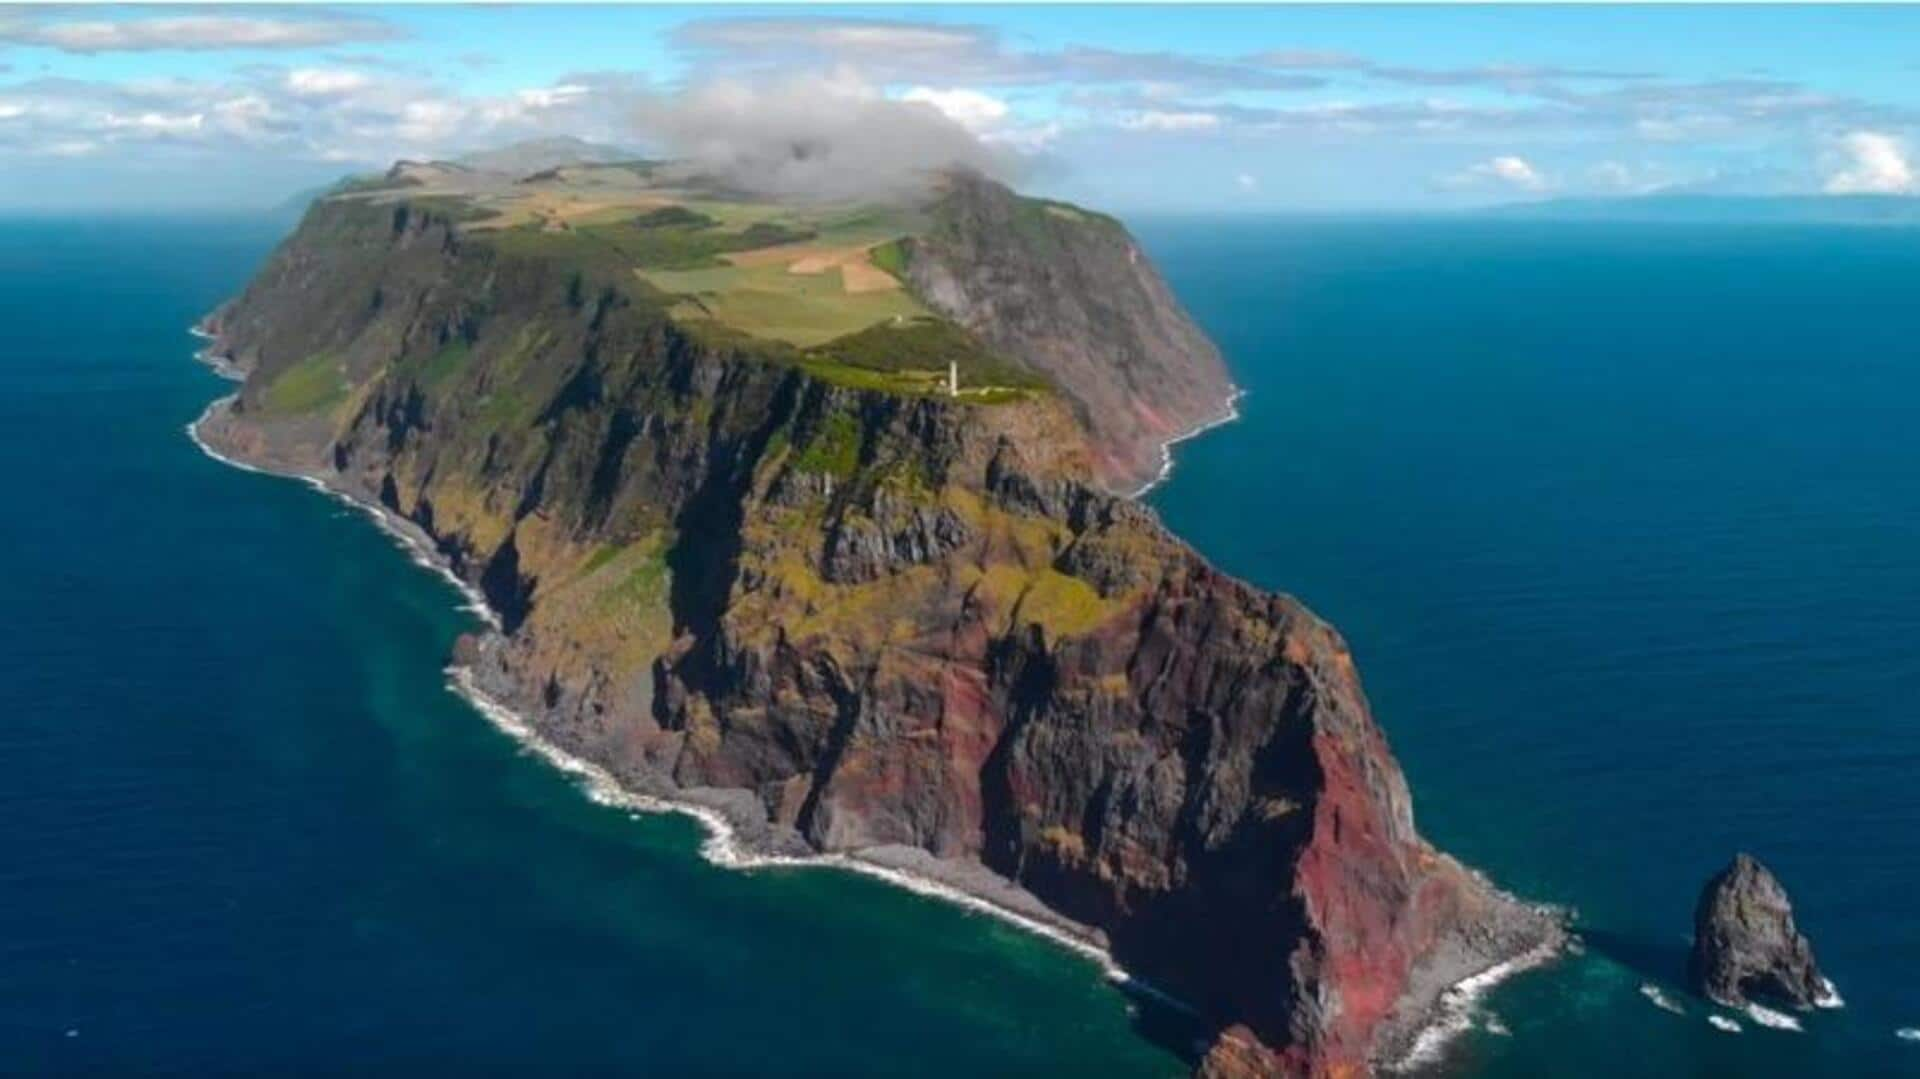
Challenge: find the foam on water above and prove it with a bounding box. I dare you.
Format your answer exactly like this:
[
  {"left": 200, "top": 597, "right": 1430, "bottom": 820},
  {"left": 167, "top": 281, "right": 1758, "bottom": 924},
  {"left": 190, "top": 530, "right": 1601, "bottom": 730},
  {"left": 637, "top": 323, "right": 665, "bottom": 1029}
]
[
  {"left": 1125, "top": 388, "right": 1245, "bottom": 499},
  {"left": 1744, "top": 1003, "right": 1803, "bottom": 1032},
  {"left": 1395, "top": 937, "right": 1563, "bottom": 1070},
  {"left": 1896, "top": 1027, "right": 1919, "bottom": 1043},
  {"left": 305, "top": 481, "right": 499, "bottom": 632},
  {"left": 184, "top": 355, "right": 1184, "bottom": 1008},
  {"left": 185, "top": 398, "right": 266, "bottom": 476},
  {"left": 189, "top": 325, "right": 246, "bottom": 382},
  {"left": 187, "top": 399, "right": 500, "bottom": 633},
  {"left": 189, "top": 336, "right": 1559, "bottom": 1068},
  {"left": 1708, "top": 1015, "right": 1742, "bottom": 1034},
  {"left": 447, "top": 665, "right": 1136, "bottom": 980},
  {"left": 1639, "top": 984, "right": 1686, "bottom": 1016},
  {"left": 1815, "top": 978, "right": 1844, "bottom": 1009},
  {"left": 449, "top": 601, "right": 1565, "bottom": 1066}
]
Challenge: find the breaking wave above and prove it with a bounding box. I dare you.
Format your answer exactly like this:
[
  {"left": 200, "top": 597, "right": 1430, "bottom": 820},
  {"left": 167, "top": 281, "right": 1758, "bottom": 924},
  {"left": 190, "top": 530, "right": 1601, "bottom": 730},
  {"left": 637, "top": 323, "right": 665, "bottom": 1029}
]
[
  {"left": 1639, "top": 984, "right": 1686, "bottom": 1015},
  {"left": 1744, "top": 1003, "right": 1803, "bottom": 1032},
  {"left": 1395, "top": 938, "right": 1562, "bottom": 1070}
]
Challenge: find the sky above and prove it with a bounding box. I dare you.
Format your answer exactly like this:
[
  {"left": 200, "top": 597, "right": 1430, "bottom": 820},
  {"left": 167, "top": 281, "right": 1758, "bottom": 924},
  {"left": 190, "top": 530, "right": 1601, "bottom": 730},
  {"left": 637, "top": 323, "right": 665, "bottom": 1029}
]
[{"left": 5, "top": 4, "right": 1920, "bottom": 212}]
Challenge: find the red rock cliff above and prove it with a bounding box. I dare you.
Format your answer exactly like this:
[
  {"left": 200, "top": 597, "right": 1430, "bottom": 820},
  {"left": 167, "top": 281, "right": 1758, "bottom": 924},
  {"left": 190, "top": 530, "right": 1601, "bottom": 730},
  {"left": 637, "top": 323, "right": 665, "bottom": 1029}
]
[{"left": 198, "top": 192, "right": 1557, "bottom": 1076}]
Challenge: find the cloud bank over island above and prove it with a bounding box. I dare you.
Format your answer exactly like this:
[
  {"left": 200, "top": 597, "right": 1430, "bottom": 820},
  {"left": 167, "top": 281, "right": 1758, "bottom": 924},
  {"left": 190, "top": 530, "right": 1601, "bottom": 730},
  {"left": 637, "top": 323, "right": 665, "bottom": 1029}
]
[
  {"left": 3, "top": 7, "right": 1920, "bottom": 210},
  {"left": 630, "top": 72, "right": 1026, "bottom": 202}
]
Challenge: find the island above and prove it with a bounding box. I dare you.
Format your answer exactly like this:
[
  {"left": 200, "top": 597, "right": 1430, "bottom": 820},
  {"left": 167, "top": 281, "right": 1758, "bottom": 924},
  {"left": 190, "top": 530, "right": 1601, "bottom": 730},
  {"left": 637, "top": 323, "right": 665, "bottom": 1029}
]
[{"left": 192, "top": 144, "right": 1561, "bottom": 1077}]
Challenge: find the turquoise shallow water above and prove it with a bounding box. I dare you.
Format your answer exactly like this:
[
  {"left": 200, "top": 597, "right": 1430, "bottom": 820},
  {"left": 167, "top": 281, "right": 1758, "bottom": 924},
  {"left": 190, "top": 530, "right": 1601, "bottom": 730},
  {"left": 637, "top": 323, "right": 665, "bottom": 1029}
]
[
  {"left": 4, "top": 213, "right": 1919, "bottom": 1076},
  {"left": 1137, "top": 216, "right": 1920, "bottom": 1076}
]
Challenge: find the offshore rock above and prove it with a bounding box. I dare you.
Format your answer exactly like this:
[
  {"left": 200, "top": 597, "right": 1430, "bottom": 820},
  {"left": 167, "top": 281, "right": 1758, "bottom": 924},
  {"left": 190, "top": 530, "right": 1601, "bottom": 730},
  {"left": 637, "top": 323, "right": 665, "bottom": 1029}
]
[{"left": 1689, "top": 853, "right": 1828, "bottom": 1009}]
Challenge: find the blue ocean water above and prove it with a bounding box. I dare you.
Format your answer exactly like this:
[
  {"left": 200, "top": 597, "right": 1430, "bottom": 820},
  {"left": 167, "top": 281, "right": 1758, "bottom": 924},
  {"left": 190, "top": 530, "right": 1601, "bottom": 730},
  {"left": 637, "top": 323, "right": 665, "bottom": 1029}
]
[
  {"left": 1138, "top": 216, "right": 1920, "bottom": 1076},
  {"left": 3, "top": 213, "right": 1917, "bottom": 1077},
  {"left": 0, "top": 218, "right": 1177, "bottom": 1076}
]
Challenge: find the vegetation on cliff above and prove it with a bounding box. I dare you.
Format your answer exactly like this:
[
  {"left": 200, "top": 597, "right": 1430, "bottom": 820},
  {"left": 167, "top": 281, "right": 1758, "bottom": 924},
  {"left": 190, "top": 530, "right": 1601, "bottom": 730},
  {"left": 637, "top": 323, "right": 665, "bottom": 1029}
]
[
  {"left": 198, "top": 156, "right": 1556, "bottom": 1078},
  {"left": 232, "top": 158, "right": 1227, "bottom": 492}
]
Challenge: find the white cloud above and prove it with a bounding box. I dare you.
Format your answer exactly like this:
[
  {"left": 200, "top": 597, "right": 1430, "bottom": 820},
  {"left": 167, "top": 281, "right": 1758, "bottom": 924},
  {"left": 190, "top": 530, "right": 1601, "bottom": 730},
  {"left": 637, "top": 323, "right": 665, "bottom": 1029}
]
[
  {"left": 1587, "top": 159, "right": 1681, "bottom": 196},
  {"left": 519, "top": 84, "right": 591, "bottom": 109},
  {"left": 0, "top": 14, "right": 399, "bottom": 54},
  {"left": 632, "top": 71, "right": 1021, "bottom": 201},
  {"left": 1449, "top": 154, "right": 1550, "bottom": 192},
  {"left": 1252, "top": 49, "right": 1371, "bottom": 71},
  {"left": 1823, "top": 131, "right": 1917, "bottom": 195},
  {"left": 897, "top": 85, "right": 1061, "bottom": 151},
  {"left": 689, "top": 19, "right": 979, "bottom": 56},
  {"left": 286, "top": 69, "right": 371, "bottom": 97},
  {"left": 673, "top": 16, "right": 1321, "bottom": 93},
  {"left": 991, "top": 120, "right": 1063, "bottom": 152},
  {"left": 103, "top": 111, "right": 206, "bottom": 136},
  {"left": 1235, "top": 172, "right": 1258, "bottom": 192},
  {"left": 1486, "top": 154, "right": 1547, "bottom": 189},
  {"left": 0, "top": 68, "right": 647, "bottom": 172},
  {"left": 901, "top": 86, "right": 1009, "bottom": 133},
  {"left": 1120, "top": 109, "right": 1221, "bottom": 132},
  {"left": 393, "top": 100, "right": 468, "bottom": 145}
]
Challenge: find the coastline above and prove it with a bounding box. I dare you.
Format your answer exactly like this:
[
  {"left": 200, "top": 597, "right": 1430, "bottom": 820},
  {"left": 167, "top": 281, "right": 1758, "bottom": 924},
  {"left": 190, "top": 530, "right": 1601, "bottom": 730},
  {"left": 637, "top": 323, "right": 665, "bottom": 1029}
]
[
  {"left": 1390, "top": 932, "right": 1565, "bottom": 1071},
  {"left": 446, "top": 666, "right": 1142, "bottom": 984},
  {"left": 188, "top": 387, "right": 1168, "bottom": 1006},
  {"left": 186, "top": 332, "right": 1555, "bottom": 1073},
  {"left": 1126, "top": 386, "right": 1247, "bottom": 500},
  {"left": 186, "top": 397, "right": 499, "bottom": 631}
]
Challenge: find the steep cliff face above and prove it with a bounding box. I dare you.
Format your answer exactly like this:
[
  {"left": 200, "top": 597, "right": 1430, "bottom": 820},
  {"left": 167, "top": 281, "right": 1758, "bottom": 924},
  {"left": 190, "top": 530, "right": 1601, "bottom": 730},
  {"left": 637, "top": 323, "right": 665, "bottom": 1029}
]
[
  {"left": 904, "top": 172, "right": 1235, "bottom": 492},
  {"left": 199, "top": 192, "right": 1554, "bottom": 1076}
]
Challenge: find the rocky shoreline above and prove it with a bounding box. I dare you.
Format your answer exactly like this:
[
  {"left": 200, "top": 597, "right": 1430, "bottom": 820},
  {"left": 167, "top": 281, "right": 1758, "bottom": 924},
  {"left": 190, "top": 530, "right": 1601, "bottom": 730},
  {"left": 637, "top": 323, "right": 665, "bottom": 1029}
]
[
  {"left": 1124, "top": 387, "right": 1248, "bottom": 500},
  {"left": 190, "top": 387, "right": 1128, "bottom": 965},
  {"left": 189, "top": 362, "right": 1562, "bottom": 1073},
  {"left": 187, "top": 173, "right": 1569, "bottom": 1074}
]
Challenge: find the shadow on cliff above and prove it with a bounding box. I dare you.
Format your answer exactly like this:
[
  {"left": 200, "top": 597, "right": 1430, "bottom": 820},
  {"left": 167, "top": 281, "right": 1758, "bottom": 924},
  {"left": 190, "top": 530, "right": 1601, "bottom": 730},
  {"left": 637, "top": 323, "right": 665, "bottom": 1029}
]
[{"left": 1116, "top": 982, "right": 1209, "bottom": 1068}]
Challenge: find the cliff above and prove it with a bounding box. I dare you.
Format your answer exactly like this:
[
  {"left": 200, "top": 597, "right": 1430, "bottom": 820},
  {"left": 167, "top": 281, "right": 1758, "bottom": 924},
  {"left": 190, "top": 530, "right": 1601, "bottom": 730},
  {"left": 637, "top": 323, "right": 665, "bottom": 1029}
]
[
  {"left": 903, "top": 173, "right": 1236, "bottom": 491},
  {"left": 196, "top": 176, "right": 1557, "bottom": 1076}
]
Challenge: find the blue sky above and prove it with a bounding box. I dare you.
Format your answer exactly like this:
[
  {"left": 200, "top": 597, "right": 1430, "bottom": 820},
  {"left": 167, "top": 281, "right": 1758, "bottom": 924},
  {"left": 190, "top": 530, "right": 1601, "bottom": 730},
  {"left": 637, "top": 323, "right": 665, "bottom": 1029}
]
[{"left": 4, "top": 4, "right": 1920, "bottom": 212}]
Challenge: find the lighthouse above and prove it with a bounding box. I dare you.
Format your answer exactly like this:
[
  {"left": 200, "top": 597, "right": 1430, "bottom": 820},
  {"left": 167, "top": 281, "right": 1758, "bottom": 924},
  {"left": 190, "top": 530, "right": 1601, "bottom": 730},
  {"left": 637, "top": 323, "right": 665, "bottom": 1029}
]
[{"left": 947, "top": 361, "right": 959, "bottom": 397}]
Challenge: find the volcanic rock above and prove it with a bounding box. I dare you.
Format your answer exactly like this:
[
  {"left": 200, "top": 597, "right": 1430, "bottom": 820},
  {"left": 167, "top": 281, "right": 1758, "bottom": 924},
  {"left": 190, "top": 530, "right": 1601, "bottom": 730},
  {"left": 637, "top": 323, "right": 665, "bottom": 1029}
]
[{"left": 1690, "top": 853, "right": 1827, "bottom": 1009}]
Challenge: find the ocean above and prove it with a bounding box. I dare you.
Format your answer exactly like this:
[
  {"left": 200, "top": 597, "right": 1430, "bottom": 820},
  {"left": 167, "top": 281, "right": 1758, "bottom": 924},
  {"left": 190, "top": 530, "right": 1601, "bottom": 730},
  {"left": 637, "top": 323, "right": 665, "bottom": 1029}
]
[
  {"left": 1137, "top": 215, "right": 1920, "bottom": 1076},
  {"left": 0, "top": 218, "right": 1177, "bottom": 1077},
  {"left": 1, "top": 213, "right": 1915, "bottom": 1076}
]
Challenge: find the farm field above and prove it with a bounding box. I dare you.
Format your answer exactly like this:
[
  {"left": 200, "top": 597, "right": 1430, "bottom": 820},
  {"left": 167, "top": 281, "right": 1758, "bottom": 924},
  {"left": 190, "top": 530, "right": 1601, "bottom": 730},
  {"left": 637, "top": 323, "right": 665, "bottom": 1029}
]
[{"left": 334, "top": 158, "right": 1039, "bottom": 398}]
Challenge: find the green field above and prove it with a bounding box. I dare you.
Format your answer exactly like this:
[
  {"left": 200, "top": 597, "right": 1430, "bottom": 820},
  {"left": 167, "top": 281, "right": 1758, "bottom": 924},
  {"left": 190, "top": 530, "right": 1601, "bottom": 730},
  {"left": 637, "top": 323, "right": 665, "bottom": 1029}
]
[
  {"left": 261, "top": 352, "right": 347, "bottom": 414},
  {"left": 631, "top": 202, "right": 933, "bottom": 347},
  {"left": 364, "top": 168, "right": 1038, "bottom": 401},
  {"left": 792, "top": 318, "right": 1047, "bottom": 401},
  {"left": 648, "top": 260, "right": 931, "bottom": 347}
]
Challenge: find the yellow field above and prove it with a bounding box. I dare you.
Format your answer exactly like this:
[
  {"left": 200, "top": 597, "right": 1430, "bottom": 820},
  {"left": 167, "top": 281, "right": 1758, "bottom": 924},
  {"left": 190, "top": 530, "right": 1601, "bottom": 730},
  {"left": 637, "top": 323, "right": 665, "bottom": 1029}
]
[
  {"left": 345, "top": 161, "right": 935, "bottom": 348},
  {"left": 647, "top": 256, "right": 929, "bottom": 346},
  {"left": 641, "top": 231, "right": 925, "bottom": 346}
]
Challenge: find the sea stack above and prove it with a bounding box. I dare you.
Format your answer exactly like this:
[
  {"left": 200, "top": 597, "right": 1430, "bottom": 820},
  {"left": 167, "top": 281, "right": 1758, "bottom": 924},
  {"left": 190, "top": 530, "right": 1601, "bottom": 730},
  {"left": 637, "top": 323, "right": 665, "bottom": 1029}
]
[{"left": 1689, "top": 853, "right": 1828, "bottom": 1009}]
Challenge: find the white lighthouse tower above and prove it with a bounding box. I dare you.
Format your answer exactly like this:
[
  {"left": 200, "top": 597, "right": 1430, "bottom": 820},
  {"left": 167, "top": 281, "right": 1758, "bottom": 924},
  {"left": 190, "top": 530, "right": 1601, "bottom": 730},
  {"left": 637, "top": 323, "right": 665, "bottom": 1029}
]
[{"left": 947, "top": 361, "right": 959, "bottom": 397}]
